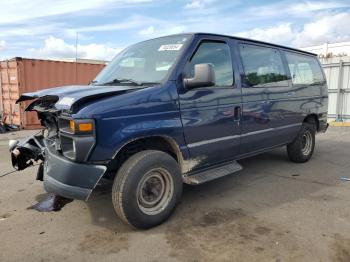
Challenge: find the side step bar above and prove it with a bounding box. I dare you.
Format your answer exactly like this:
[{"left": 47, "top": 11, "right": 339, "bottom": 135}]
[{"left": 183, "top": 161, "right": 243, "bottom": 185}]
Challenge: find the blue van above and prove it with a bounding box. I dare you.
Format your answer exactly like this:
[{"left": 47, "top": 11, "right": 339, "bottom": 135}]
[{"left": 10, "top": 33, "right": 328, "bottom": 228}]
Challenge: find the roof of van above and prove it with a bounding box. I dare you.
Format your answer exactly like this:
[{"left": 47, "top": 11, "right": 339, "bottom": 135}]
[{"left": 179, "top": 33, "right": 317, "bottom": 56}]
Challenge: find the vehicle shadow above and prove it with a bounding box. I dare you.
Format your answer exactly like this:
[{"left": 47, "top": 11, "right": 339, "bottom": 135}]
[
  {"left": 86, "top": 179, "right": 132, "bottom": 233},
  {"left": 85, "top": 137, "right": 349, "bottom": 232}
]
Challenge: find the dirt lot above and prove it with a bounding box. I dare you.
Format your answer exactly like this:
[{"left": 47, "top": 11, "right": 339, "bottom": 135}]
[{"left": 0, "top": 128, "right": 350, "bottom": 262}]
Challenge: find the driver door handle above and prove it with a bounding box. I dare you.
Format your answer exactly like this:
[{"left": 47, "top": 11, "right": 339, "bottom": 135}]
[{"left": 234, "top": 106, "right": 241, "bottom": 122}]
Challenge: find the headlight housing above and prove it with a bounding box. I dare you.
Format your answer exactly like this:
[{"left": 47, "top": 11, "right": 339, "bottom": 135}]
[{"left": 58, "top": 117, "right": 96, "bottom": 161}]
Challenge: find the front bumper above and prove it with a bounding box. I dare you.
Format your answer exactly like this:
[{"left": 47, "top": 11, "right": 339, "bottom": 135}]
[{"left": 43, "top": 144, "right": 106, "bottom": 201}]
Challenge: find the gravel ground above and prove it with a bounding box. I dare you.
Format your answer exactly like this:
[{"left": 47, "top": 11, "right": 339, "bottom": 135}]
[{"left": 0, "top": 127, "right": 349, "bottom": 262}]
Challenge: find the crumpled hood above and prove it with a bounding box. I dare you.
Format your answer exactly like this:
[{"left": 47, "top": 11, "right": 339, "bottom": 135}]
[{"left": 17, "top": 85, "right": 143, "bottom": 113}]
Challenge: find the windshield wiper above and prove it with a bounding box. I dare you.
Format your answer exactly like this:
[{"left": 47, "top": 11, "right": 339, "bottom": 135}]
[
  {"left": 139, "top": 82, "right": 161, "bottom": 86},
  {"left": 97, "top": 78, "right": 142, "bottom": 86},
  {"left": 96, "top": 79, "right": 161, "bottom": 86}
]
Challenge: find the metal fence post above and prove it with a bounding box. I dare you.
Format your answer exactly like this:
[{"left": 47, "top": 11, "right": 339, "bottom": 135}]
[{"left": 336, "top": 59, "right": 344, "bottom": 122}]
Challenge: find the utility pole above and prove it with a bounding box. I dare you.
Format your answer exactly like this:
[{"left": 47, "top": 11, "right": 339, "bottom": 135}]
[{"left": 75, "top": 32, "right": 78, "bottom": 83}]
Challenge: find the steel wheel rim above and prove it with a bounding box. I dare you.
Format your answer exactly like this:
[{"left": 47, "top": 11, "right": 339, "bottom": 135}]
[
  {"left": 301, "top": 130, "right": 313, "bottom": 155},
  {"left": 136, "top": 168, "right": 174, "bottom": 216}
]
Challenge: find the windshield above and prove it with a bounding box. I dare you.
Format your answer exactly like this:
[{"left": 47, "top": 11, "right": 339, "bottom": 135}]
[{"left": 93, "top": 34, "right": 191, "bottom": 86}]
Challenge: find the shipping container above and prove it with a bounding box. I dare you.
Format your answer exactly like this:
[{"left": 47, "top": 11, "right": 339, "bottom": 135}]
[{"left": 0, "top": 57, "right": 105, "bottom": 129}]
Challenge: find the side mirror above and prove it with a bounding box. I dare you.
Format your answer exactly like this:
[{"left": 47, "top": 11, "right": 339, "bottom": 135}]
[{"left": 184, "top": 63, "right": 215, "bottom": 89}]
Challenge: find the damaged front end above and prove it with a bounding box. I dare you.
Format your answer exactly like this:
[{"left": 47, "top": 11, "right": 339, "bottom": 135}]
[
  {"left": 9, "top": 133, "right": 45, "bottom": 180},
  {"left": 9, "top": 95, "right": 61, "bottom": 174},
  {"left": 9, "top": 88, "right": 114, "bottom": 200}
]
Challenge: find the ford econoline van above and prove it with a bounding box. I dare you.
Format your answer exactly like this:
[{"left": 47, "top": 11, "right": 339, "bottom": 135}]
[{"left": 10, "top": 33, "right": 328, "bottom": 228}]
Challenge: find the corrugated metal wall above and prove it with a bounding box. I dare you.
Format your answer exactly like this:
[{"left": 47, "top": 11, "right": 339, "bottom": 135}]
[
  {"left": 320, "top": 56, "right": 350, "bottom": 122},
  {"left": 0, "top": 57, "right": 105, "bottom": 129},
  {"left": 0, "top": 60, "right": 21, "bottom": 126}
]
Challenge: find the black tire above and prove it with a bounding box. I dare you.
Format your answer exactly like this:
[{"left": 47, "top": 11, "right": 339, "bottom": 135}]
[
  {"left": 112, "top": 150, "right": 183, "bottom": 229},
  {"left": 287, "top": 122, "right": 316, "bottom": 163}
]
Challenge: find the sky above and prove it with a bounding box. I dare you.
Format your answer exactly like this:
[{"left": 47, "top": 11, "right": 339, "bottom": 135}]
[{"left": 0, "top": 0, "right": 349, "bottom": 61}]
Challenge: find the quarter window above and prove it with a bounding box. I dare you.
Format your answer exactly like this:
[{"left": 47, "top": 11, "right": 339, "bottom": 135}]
[
  {"left": 285, "top": 52, "right": 325, "bottom": 85},
  {"left": 239, "top": 44, "right": 288, "bottom": 87},
  {"left": 186, "top": 41, "right": 234, "bottom": 87}
]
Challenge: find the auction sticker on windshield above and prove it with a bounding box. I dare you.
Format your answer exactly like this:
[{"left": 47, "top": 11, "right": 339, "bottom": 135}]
[{"left": 158, "top": 44, "right": 183, "bottom": 51}]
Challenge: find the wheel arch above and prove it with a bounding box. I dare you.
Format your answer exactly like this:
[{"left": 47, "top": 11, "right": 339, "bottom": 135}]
[
  {"left": 303, "top": 113, "right": 320, "bottom": 131},
  {"left": 106, "top": 135, "right": 187, "bottom": 176}
]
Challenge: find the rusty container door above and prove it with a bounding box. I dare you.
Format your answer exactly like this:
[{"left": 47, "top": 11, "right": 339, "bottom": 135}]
[
  {"left": 0, "top": 60, "right": 22, "bottom": 126},
  {"left": 0, "top": 58, "right": 105, "bottom": 129}
]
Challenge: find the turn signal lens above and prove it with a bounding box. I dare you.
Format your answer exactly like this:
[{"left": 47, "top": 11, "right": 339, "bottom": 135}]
[
  {"left": 78, "top": 123, "right": 93, "bottom": 132},
  {"left": 69, "top": 120, "right": 75, "bottom": 132},
  {"left": 67, "top": 119, "right": 94, "bottom": 133}
]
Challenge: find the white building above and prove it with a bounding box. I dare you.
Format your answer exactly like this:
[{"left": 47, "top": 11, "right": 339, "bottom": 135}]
[{"left": 302, "top": 41, "right": 350, "bottom": 57}]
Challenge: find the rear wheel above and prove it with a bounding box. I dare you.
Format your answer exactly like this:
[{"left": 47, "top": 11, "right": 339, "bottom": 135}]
[
  {"left": 112, "top": 150, "right": 183, "bottom": 229},
  {"left": 287, "top": 122, "right": 316, "bottom": 163}
]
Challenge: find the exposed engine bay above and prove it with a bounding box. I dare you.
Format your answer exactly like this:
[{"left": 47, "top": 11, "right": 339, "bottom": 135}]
[{"left": 10, "top": 95, "right": 62, "bottom": 174}]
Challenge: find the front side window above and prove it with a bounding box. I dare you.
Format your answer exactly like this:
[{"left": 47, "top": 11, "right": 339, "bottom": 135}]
[
  {"left": 239, "top": 44, "right": 288, "bottom": 87},
  {"left": 285, "top": 52, "right": 325, "bottom": 85},
  {"left": 93, "top": 34, "right": 191, "bottom": 86},
  {"left": 185, "top": 41, "right": 234, "bottom": 87}
]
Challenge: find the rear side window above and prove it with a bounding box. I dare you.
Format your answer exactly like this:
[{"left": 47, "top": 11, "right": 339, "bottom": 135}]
[
  {"left": 239, "top": 44, "right": 288, "bottom": 87},
  {"left": 285, "top": 52, "right": 325, "bottom": 85},
  {"left": 186, "top": 41, "right": 234, "bottom": 87}
]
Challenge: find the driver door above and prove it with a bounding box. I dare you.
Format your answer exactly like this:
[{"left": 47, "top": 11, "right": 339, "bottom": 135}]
[{"left": 178, "top": 37, "right": 242, "bottom": 170}]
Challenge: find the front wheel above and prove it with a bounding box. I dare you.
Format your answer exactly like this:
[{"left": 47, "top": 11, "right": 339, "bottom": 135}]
[
  {"left": 287, "top": 123, "right": 316, "bottom": 163},
  {"left": 112, "top": 150, "right": 183, "bottom": 229}
]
